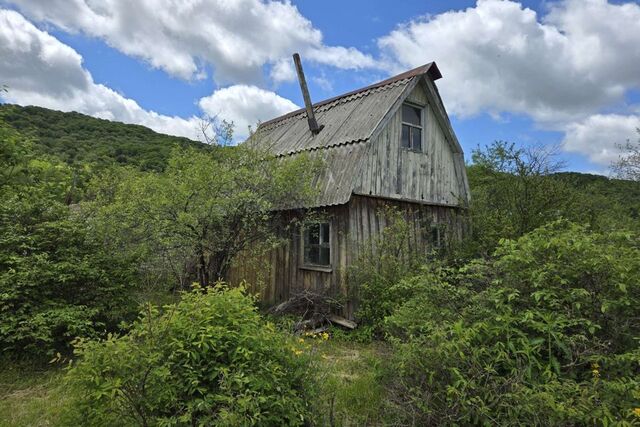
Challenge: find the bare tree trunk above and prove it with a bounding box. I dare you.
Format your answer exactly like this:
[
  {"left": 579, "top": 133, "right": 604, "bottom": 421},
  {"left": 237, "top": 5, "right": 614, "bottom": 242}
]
[{"left": 198, "top": 251, "right": 209, "bottom": 287}]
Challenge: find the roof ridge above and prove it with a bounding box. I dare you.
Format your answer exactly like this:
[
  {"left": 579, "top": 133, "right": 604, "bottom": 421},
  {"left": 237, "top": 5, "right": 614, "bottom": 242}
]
[
  {"left": 260, "top": 62, "right": 440, "bottom": 129},
  {"left": 259, "top": 78, "right": 409, "bottom": 133}
]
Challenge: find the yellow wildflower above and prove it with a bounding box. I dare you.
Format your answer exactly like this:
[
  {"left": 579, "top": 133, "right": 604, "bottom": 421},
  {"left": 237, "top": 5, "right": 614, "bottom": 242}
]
[
  {"left": 298, "top": 338, "right": 305, "bottom": 343},
  {"left": 591, "top": 362, "right": 600, "bottom": 378},
  {"left": 293, "top": 349, "right": 303, "bottom": 356},
  {"left": 633, "top": 408, "right": 640, "bottom": 418},
  {"left": 321, "top": 332, "right": 329, "bottom": 340}
]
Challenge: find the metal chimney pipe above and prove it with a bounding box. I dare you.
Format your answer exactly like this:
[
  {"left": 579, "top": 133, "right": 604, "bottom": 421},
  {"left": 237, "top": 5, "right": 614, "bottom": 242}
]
[{"left": 293, "top": 53, "right": 323, "bottom": 134}]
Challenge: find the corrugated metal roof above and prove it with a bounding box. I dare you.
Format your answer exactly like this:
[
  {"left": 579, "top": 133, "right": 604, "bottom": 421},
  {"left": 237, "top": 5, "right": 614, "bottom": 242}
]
[
  {"left": 252, "top": 63, "right": 441, "bottom": 208},
  {"left": 255, "top": 79, "right": 409, "bottom": 156}
]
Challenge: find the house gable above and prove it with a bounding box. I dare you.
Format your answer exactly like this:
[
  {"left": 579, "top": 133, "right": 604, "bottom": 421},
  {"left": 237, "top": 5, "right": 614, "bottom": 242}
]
[
  {"left": 249, "top": 62, "right": 468, "bottom": 208},
  {"left": 355, "top": 76, "right": 469, "bottom": 207}
]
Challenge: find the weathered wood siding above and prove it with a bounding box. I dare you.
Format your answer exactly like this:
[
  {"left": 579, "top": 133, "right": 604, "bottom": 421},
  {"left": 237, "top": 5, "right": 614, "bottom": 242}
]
[
  {"left": 355, "top": 80, "right": 466, "bottom": 206},
  {"left": 227, "top": 195, "right": 465, "bottom": 318}
]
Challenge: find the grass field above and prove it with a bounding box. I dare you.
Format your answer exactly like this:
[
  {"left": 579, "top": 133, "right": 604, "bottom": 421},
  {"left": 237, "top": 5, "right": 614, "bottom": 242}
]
[
  {"left": 0, "top": 362, "right": 69, "bottom": 427},
  {"left": 310, "top": 338, "right": 388, "bottom": 426},
  {"left": 0, "top": 338, "right": 385, "bottom": 427}
]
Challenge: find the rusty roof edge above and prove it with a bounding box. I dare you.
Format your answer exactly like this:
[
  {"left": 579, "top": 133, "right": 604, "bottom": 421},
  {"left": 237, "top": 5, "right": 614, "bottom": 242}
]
[{"left": 260, "top": 62, "right": 439, "bottom": 129}]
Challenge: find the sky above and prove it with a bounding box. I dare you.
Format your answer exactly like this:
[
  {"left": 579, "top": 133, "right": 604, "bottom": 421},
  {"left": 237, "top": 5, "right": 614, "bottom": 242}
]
[{"left": 1, "top": 0, "right": 639, "bottom": 174}]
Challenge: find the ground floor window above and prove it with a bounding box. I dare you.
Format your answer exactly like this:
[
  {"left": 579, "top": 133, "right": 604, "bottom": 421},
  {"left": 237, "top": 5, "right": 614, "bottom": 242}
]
[
  {"left": 303, "top": 222, "right": 331, "bottom": 266},
  {"left": 430, "top": 224, "right": 446, "bottom": 249}
]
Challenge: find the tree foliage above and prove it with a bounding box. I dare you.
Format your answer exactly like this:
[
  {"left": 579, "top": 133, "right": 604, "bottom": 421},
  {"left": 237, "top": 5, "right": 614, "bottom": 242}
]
[
  {"left": 466, "top": 140, "right": 640, "bottom": 257},
  {"left": 87, "top": 143, "right": 321, "bottom": 289},
  {"left": 612, "top": 129, "right": 640, "bottom": 182},
  {"left": 0, "top": 121, "right": 134, "bottom": 359},
  {"left": 466, "top": 141, "right": 573, "bottom": 255}
]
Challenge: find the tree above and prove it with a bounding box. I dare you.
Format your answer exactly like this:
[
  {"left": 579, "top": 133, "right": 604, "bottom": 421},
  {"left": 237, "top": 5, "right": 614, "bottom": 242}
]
[
  {"left": 612, "top": 129, "right": 640, "bottom": 181},
  {"left": 88, "top": 142, "right": 321, "bottom": 289},
  {"left": 0, "top": 120, "right": 134, "bottom": 358},
  {"left": 197, "top": 114, "right": 234, "bottom": 146},
  {"left": 466, "top": 141, "right": 573, "bottom": 255}
]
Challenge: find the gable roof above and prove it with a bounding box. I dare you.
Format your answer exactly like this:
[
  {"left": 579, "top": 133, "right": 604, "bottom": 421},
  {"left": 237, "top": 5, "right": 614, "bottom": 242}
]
[{"left": 250, "top": 62, "right": 448, "bottom": 207}]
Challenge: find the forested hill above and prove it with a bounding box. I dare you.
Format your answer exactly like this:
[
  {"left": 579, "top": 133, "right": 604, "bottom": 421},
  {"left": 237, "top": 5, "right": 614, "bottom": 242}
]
[
  {"left": 552, "top": 171, "right": 640, "bottom": 219},
  {"left": 0, "top": 104, "right": 202, "bottom": 171}
]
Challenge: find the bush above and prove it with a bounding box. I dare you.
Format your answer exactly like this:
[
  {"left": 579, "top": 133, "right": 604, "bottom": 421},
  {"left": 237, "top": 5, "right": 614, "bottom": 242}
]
[
  {"left": 385, "top": 221, "right": 640, "bottom": 425},
  {"left": 348, "top": 207, "right": 427, "bottom": 338},
  {"left": 0, "top": 167, "right": 133, "bottom": 359},
  {"left": 64, "top": 285, "right": 313, "bottom": 426}
]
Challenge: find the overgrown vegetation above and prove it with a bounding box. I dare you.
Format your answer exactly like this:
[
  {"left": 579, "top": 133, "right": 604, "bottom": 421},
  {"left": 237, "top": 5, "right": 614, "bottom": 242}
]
[
  {"left": 0, "top": 113, "right": 319, "bottom": 362},
  {"left": 347, "top": 207, "right": 426, "bottom": 339},
  {"left": 88, "top": 144, "right": 319, "bottom": 288},
  {"left": 0, "top": 122, "right": 134, "bottom": 360},
  {"left": 3, "top": 106, "right": 640, "bottom": 426},
  {"left": 64, "top": 286, "right": 314, "bottom": 426},
  {"left": 384, "top": 222, "right": 640, "bottom": 425}
]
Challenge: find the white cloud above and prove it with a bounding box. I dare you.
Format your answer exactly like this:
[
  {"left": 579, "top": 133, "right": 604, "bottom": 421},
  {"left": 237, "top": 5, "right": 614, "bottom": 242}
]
[
  {"left": 8, "top": 0, "right": 376, "bottom": 83},
  {"left": 378, "top": 0, "right": 640, "bottom": 124},
  {"left": 198, "top": 84, "right": 298, "bottom": 138},
  {"left": 563, "top": 114, "right": 640, "bottom": 165},
  {"left": 377, "top": 0, "right": 640, "bottom": 165},
  {"left": 270, "top": 58, "right": 296, "bottom": 84},
  {"left": 0, "top": 9, "right": 201, "bottom": 139},
  {"left": 312, "top": 75, "right": 333, "bottom": 92}
]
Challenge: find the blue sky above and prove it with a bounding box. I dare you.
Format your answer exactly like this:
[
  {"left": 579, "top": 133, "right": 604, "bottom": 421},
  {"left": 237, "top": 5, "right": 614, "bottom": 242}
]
[{"left": 1, "top": 0, "right": 640, "bottom": 174}]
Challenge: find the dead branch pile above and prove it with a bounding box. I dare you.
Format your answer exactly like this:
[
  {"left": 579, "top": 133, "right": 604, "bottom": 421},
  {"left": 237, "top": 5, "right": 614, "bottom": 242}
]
[{"left": 269, "top": 290, "right": 356, "bottom": 333}]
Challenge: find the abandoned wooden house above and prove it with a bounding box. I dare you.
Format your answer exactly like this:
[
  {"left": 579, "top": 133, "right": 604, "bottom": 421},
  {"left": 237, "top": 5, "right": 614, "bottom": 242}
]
[{"left": 228, "top": 57, "right": 470, "bottom": 318}]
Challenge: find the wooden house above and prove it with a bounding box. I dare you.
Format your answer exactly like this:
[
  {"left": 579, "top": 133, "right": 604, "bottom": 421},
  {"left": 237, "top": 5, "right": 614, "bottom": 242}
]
[{"left": 228, "top": 60, "right": 470, "bottom": 318}]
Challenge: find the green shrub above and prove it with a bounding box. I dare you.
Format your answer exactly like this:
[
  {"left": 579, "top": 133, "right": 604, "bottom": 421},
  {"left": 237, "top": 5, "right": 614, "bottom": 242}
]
[
  {"left": 348, "top": 207, "right": 427, "bottom": 337},
  {"left": 0, "top": 165, "right": 133, "bottom": 359},
  {"left": 64, "top": 285, "right": 313, "bottom": 426},
  {"left": 385, "top": 221, "right": 640, "bottom": 425}
]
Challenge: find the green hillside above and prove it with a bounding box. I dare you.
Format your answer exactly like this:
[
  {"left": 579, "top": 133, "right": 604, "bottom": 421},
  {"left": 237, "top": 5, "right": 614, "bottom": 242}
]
[
  {"left": 0, "top": 104, "right": 202, "bottom": 171},
  {"left": 553, "top": 171, "right": 640, "bottom": 219}
]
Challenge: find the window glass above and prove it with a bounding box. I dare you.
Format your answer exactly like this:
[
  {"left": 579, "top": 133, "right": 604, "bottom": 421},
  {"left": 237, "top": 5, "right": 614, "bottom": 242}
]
[
  {"left": 402, "top": 104, "right": 421, "bottom": 126},
  {"left": 401, "top": 124, "right": 410, "bottom": 148},
  {"left": 412, "top": 128, "right": 422, "bottom": 152},
  {"left": 401, "top": 104, "right": 423, "bottom": 151},
  {"left": 321, "top": 223, "right": 330, "bottom": 244},
  {"left": 319, "top": 247, "right": 330, "bottom": 265}
]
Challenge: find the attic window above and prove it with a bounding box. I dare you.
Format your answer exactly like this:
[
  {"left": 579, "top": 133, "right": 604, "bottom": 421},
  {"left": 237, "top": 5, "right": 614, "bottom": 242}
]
[
  {"left": 303, "top": 222, "right": 331, "bottom": 267},
  {"left": 401, "top": 104, "right": 423, "bottom": 152}
]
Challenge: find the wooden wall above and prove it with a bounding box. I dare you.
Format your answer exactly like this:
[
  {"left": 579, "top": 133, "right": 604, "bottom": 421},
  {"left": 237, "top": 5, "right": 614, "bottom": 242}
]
[
  {"left": 355, "top": 80, "right": 466, "bottom": 206},
  {"left": 227, "top": 195, "right": 466, "bottom": 318}
]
